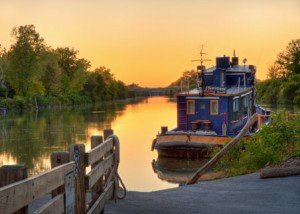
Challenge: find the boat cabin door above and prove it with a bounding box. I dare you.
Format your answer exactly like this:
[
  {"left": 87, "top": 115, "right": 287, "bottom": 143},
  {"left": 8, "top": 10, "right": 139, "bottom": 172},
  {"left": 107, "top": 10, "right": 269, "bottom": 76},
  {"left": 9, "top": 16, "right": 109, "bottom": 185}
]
[{"left": 197, "top": 100, "right": 207, "bottom": 120}]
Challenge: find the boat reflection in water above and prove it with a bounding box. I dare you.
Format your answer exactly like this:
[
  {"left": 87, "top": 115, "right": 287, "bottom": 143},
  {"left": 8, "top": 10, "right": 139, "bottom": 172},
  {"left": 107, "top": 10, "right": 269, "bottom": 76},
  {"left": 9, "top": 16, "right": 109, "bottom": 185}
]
[{"left": 152, "top": 157, "right": 224, "bottom": 185}]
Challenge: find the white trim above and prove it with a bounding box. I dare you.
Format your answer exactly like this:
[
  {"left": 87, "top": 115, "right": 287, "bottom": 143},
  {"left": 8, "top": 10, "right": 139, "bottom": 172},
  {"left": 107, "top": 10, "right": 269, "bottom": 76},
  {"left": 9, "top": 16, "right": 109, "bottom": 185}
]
[
  {"left": 225, "top": 73, "right": 248, "bottom": 75},
  {"left": 233, "top": 96, "right": 239, "bottom": 99},
  {"left": 186, "top": 97, "right": 219, "bottom": 100},
  {"left": 241, "top": 91, "right": 252, "bottom": 97}
]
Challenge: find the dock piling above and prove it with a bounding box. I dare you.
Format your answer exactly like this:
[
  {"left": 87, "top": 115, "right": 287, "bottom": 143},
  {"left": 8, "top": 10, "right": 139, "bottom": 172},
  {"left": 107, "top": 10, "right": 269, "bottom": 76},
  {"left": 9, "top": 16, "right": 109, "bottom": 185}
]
[
  {"left": 70, "top": 144, "right": 86, "bottom": 214},
  {"left": 104, "top": 129, "right": 114, "bottom": 140},
  {"left": 0, "top": 164, "right": 28, "bottom": 214}
]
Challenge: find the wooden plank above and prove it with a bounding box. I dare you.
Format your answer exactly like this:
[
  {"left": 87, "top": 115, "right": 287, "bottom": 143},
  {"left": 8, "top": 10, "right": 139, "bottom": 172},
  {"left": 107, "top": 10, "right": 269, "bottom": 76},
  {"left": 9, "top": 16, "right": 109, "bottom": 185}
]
[
  {"left": 69, "top": 144, "right": 86, "bottom": 214},
  {"left": 90, "top": 136, "right": 104, "bottom": 206},
  {"left": 51, "top": 151, "right": 70, "bottom": 197},
  {"left": 0, "top": 165, "right": 28, "bottom": 214},
  {"left": 86, "top": 138, "right": 114, "bottom": 166},
  {"left": 87, "top": 181, "right": 114, "bottom": 214},
  {"left": 64, "top": 171, "right": 75, "bottom": 214},
  {"left": 0, "top": 162, "right": 74, "bottom": 214},
  {"left": 87, "top": 154, "right": 114, "bottom": 189},
  {"left": 33, "top": 194, "right": 64, "bottom": 214},
  {"left": 187, "top": 114, "right": 258, "bottom": 185}
]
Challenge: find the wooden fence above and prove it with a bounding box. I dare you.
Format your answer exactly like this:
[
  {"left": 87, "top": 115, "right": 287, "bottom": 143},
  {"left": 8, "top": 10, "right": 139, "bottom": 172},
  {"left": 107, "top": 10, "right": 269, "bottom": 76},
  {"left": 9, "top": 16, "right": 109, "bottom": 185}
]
[{"left": 0, "top": 129, "right": 122, "bottom": 214}]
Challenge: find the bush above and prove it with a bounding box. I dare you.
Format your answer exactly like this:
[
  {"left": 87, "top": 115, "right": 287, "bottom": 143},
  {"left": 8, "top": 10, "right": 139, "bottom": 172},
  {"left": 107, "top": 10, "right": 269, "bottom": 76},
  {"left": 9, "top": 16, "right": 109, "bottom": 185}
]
[{"left": 216, "top": 112, "right": 300, "bottom": 176}]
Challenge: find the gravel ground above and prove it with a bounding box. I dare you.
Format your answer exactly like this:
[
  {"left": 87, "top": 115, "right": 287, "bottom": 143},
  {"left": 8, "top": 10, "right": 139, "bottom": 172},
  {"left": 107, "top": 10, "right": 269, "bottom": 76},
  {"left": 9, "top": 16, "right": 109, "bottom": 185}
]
[{"left": 106, "top": 173, "right": 300, "bottom": 214}]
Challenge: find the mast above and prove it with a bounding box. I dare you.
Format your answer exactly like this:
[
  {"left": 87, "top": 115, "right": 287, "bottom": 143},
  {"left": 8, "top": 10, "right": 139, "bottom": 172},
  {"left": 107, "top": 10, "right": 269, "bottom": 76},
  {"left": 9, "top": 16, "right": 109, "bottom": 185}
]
[{"left": 191, "top": 45, "right": 211, "bottom": 96}]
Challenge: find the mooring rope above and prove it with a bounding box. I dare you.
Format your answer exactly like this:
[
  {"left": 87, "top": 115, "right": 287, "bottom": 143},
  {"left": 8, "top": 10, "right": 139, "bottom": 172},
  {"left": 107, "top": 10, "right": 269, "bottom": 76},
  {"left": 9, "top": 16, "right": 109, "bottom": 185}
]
[
  {"left": 107, "top": 134, "right": 127, "bottom": 201},
  {"left": 116, "top": 172, "right": 127, "bottom": 200}
]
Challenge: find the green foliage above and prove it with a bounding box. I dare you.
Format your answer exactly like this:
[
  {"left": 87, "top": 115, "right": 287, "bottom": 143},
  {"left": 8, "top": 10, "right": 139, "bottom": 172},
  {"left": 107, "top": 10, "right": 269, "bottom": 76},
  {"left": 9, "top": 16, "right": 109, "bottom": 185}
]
[
  {"left": 56, "top": 47, "right": 90, "bottom": 95},
  {"left": 0, "top": 25, "right": 134, "bottom": 110},
  {"left": 40, "top": 50, "right": 62, "bottom": 96},
  {"left": 257, "top": 39, "right": 300, "bottom": 105},
  {"left": 169, "top": 70, "right": 198, "bottom": 89},
  {"left": 6, "top": 25, "right": 45, "bottom": 97},
  {"left": 216, "top": 113, "right": 300, "bottom": 176}
]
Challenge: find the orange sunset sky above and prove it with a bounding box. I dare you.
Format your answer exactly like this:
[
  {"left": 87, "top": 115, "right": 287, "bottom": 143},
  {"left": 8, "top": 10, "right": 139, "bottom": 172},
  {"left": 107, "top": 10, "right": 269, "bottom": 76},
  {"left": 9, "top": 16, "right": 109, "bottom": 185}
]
[{"left": 0, "top": 0, "right": 300, "bottom": 87}]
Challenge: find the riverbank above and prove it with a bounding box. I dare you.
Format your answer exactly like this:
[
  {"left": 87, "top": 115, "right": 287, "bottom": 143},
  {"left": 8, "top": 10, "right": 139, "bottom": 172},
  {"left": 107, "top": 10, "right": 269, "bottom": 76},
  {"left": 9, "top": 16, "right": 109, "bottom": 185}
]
[
  {"left": 213, "top": 112, "right": 300, "bottom": 177},
  {"left": 0, "top": 96, "right": 147, "bottom": 112},
  {"left": 106, "top": 173, "right": 300, "bottom": 214}
]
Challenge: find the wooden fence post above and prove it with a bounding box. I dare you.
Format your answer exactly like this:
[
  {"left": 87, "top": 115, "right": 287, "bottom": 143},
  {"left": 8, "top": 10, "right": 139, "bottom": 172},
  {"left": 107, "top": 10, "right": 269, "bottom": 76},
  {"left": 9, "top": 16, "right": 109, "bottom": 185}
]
[
  {"left": 0, "top": 164, "right": 28, "bottom": 214},
  {"left": 51, "top": 151, "right": 70, "bottom": 197},
  {"left": 91, "top": 136, "right": 104, "bottom": 205},
  {"left": 69, "top": 144, "right": 86, "bottom": 214},
  {"left": 104, "top": 129, "right": 114, "bottom": 140},
  {"left": 103, "top": 129, "right": 114, "bottom": 205}
]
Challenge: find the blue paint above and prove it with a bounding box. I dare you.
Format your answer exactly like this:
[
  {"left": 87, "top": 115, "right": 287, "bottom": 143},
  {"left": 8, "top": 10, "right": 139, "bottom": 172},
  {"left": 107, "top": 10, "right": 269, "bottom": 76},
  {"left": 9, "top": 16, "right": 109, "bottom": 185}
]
[
  {"left": 176, "top": 55, "right": 257, "bottom": 137},
  {"left": 216, "top": 57, "right": 230, "bottom": 69}
]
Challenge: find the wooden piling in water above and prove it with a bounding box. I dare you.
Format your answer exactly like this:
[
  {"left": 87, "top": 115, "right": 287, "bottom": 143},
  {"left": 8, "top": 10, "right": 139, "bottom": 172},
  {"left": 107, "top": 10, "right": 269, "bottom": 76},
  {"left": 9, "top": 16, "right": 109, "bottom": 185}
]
[
  {"left": 51, "top": 151, "right": 70, "bottom": 197},
  {"left": 0, "top": 164, "right": 28, "bottom": 214},
  {"left": 70, "top": 144, "right": 86, "bottom": 214}
]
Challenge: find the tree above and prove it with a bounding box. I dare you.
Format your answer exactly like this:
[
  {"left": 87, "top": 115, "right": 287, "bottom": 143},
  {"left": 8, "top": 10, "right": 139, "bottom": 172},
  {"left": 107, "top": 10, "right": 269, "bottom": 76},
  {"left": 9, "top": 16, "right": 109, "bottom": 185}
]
[
  {"left": 84, "top": 71, "right": 105, "bottom": 102},
  {"left": 93, "top": 66, "right": 117, "bottom": 100},
  {"left": 276, "top": 39, "right": 300, "bottom": 77},
  {"left": 267, "top": 64, "right": 281, "bottom": 79},
  {"left": 116, "top": 80, "right": 129, "bottom": 99},
  {"left": 257, "top": 39, "right": 300, "bottom": 105},
  {"left": 6, "top": 25, "right": 45, "bottom": 97},
  {"left": 56, "top": 47, "right": 90, "bottom": 95},
  {"left": 40, "top": 50, "right": 62, "bottom": 96},
  {"left": 170, "top": 70, "right": 198, "bottom": 89}
]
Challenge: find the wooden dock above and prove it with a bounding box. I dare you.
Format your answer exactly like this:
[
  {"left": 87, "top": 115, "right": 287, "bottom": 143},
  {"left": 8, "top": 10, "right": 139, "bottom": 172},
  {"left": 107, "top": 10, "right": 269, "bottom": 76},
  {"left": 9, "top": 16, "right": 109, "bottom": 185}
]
[{"left": 0, "top": 129, "right": 124, "bottom": 214}]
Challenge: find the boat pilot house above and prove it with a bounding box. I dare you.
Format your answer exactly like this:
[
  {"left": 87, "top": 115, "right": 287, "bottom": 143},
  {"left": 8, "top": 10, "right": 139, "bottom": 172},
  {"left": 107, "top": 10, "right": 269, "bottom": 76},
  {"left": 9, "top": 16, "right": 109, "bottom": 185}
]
[{"left": 177, "top": 55, "right": 256, "bottom": 137}]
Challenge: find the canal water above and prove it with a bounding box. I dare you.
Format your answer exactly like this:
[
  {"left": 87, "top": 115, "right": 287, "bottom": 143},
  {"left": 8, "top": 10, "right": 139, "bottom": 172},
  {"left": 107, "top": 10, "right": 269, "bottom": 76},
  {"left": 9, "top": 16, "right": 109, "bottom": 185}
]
[
  {"left": 0, "top": 96, "right": 200, "bottom": 191},
  {"left": 1, "top": 96, "right": 298, "bottom": 191}
]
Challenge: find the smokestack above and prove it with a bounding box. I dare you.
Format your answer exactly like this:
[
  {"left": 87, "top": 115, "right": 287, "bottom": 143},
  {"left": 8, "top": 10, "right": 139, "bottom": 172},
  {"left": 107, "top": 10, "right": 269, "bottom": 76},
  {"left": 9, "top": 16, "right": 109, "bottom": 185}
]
[{"left": 231, "top": 49, "right": 239, "bottom": 66}]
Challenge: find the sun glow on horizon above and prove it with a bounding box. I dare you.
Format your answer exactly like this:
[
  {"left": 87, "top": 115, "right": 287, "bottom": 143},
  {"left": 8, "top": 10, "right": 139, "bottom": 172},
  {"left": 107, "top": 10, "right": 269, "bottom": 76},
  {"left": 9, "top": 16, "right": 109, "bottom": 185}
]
[{"left": 0, "top": 0, "right": 300, "bottom": 87}]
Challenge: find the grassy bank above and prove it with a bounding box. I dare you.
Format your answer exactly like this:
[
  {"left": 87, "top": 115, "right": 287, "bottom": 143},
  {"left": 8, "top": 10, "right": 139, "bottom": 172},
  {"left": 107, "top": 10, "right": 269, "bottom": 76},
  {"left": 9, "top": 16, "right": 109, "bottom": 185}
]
[{"left": 215, "top": 112, "right": 300, "bottom": 176}]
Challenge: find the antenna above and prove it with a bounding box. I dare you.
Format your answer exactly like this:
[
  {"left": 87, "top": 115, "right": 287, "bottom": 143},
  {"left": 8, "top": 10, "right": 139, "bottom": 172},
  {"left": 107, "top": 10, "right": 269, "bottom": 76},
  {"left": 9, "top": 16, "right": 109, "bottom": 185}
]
[
  {"left": 191, "top": 45, "right": 211, "bottom": 96},
  {"left": 191, "top": 45, "right": 211, "bottom": 68}
]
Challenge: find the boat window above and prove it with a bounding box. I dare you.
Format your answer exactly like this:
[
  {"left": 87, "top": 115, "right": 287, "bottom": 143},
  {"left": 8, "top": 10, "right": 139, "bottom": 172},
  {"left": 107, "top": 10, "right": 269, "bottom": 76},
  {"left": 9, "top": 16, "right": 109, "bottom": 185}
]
[
  {"left": 210, "top": 100, "right": 218, "bottom": 115},
  {"left": 233, "top": 98, "right": 239, "bottom": 112},
  {"left": 200, "top": 103, "right": 205, "bottom": 109},
  {"left": 186, "top": 100, "right": 195, "bottom": 115}
]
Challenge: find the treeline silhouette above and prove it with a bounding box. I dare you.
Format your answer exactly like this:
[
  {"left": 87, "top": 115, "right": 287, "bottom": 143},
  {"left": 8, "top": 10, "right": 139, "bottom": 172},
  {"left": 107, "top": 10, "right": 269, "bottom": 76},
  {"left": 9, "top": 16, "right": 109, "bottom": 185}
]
[{"left": 0, "top": 25, "right": 142, "bottom": 110}]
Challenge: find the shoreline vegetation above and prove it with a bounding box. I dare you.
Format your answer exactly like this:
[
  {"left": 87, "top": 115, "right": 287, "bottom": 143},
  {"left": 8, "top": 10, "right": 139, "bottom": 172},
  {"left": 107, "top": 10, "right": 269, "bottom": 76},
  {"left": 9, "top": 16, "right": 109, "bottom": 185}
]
[
  {"left": 214, "top": 112, "right": 300, "bottom": 177},
  {"left": 0, "top": 25, "right": 164, "bottom": 111}
]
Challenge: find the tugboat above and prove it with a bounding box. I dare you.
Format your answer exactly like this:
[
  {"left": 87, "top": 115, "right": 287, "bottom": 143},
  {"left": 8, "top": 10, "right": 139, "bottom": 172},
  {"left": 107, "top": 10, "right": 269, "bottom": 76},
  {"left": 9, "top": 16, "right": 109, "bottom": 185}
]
[{"left": 152, "top": 51, "right": 270, "bottom": 158}]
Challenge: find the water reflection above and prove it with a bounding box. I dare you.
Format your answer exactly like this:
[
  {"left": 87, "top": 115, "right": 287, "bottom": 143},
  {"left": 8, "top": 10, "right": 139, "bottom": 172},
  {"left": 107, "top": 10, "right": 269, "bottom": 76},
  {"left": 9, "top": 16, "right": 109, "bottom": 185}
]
[
  {"left": 0, "top": 96, "right": 223, "bottom": 191},
  {"left": 0, "top": 99, "right": 141, "bottom": 176},
  {"left": 152, "top": 157, "right": 224, "bottom": 185}
]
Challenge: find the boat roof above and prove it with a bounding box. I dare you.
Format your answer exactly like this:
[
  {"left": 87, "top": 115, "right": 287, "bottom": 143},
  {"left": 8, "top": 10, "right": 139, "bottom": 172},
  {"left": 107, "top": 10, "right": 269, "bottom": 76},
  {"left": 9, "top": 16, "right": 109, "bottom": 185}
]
[
  {"left": 204, "top": 65, "right": 256, "bottom": 73},
  {"left": 178, "top": 87, "right": 252, "bottom": 97}
]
